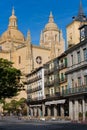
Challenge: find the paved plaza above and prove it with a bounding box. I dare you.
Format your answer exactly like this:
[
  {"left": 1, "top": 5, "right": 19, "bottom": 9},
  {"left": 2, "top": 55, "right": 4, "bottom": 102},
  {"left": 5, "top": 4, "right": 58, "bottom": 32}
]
[{"left": 0, "top": 116, "right": 87, "bottom": 130}]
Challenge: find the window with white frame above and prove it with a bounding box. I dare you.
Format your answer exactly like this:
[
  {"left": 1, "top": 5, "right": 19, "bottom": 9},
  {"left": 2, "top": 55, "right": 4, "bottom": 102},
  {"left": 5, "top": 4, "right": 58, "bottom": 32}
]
[
  {"left": 83, "top": 48, "right": 87, "bottom": 60},
  {"left": 78, "top": 77, "right": 81, "bottom": 86},
  {"left": 50, "top": 88, "right": 54, "bottom": 95},
  {"left": 77, "top": 51, "right": 81, "bottom": 63},
  {"left": 84, "top": 75, "right": 87, "bottom": 85},
  {"left": 71, "top": 54, "right": 73, "bottom": 65}
]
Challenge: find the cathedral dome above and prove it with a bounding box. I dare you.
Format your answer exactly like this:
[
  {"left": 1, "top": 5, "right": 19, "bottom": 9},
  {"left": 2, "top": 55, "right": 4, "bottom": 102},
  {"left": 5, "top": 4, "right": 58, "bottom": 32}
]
[
  {"left": 44, "top": 22, "right": 58, "bottom": 31},
  {"left": 44, "top": 12, "right": 58, "bottom": 32},
  {"left": 1, "top": 8, "right": 25, "bottom": 41},
  {"left": 1, "top": 29, "right": 24, "bottom": 41}
]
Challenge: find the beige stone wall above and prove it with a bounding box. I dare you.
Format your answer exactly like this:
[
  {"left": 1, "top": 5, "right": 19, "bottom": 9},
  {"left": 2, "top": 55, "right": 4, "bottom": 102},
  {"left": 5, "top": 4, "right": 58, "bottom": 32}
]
[
  {"left": 32, "top": 46, "right": 50, "bottom": 69},
  {"left": 67, "top": 21, "right": 87, "bottom": 47}
]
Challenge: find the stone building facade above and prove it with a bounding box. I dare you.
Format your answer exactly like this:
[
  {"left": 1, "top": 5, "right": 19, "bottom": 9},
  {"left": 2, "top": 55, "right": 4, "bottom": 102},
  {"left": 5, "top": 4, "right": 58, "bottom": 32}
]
[
  {"left": 26, "top": 2, "right": 87, "bottom": 120},
  {"left": 27, "top": 56, "right": 68, "bottom": 118},
  {"left": 65, "top": 25, "right": 87, "bottom": 121}
]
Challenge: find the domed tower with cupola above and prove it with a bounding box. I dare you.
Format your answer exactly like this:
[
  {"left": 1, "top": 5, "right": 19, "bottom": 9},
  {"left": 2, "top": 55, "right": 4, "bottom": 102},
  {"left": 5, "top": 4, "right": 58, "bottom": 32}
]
[
  {"left": 0, "top": 7, "right": 25, "bottom": 51},
  {"left": 67, "top": 0, "right": 87, "bottom": 48},
  {"left": 40, "top": 12, "right": 65, "bottom": 59}
]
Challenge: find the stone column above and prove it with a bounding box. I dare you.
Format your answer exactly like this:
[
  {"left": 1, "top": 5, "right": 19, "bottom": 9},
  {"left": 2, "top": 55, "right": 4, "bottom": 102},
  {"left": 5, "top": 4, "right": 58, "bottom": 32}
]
[
  {"left": 47, "top": 106, "right": 51, "bottom": 116},
  {"left": 69, "top": 100, "right": 73, "bottom": 120},
  {"left": 54, "top": 105, "right": 57, "bottom": 117},
  {"left": 34, "top": 108, "right": 37, "bottom": 117},
  {"left": 61, "top": 105, "right": 64, "bottom": 117},
  {"left": 38, "top": 107, "right": 41, "bottom": 117},
  {"left": 42, "top": 103, "right": 45, "bottom": 116},
  {"left": 74, "top": 100, "right": 79, "bottom": 121},
  {"left": 30, "top": 108, "right": 33, "bottom": 117},
  {"left": 82, "top": 98, "right": 85, "bottom": 121}
]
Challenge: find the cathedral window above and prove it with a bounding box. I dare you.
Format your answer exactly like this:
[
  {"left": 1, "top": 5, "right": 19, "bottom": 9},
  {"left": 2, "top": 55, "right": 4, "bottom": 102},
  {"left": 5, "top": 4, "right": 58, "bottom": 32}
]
[
  {"left": 55, "top": 34, "right": 57, "bottom": 41},
  {"left": 18, "top": 56, "right": 21, "bottom": 64}
]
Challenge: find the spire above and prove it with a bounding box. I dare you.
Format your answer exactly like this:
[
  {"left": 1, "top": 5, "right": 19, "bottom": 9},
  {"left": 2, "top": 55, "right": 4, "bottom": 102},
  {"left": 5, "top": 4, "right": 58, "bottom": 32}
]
[
  {"left": 27, "top": 30, "right": 31, "bottom": 43},
  {"left": 12, "top": 7, "right": 15, "bottom": 15},
  {"left": 78, "top": 0, "right": 84, "bottom": 17},
  {"left": 40, "top": 30, "right": 43, "bottom": 41},
  {"left": 49, "top": 11, "right": 54, "bottom": 23},
  {"left": 8, "top": 7, "right": 18, "bottom": 29},
  {"left": 73, "top": 0, "right": 87, "bottom": 22}
]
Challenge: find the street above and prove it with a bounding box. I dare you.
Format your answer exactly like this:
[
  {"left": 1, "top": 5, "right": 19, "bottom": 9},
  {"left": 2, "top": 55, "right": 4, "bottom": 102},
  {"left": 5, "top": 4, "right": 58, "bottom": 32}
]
[{"left": 0, "top": 117, "right": 87, "bottom": 130}]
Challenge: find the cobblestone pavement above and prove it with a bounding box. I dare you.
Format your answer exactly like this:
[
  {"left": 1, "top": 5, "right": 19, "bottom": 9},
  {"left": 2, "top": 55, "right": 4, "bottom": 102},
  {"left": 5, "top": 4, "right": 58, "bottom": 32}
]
[{"left": 0, "top": 116, "right": 87, "bottom": 130}]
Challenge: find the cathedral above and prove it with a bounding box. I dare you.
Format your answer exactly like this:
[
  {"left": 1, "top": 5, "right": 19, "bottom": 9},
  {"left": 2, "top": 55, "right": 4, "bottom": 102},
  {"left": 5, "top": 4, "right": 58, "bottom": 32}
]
[
  {"left": 0, "top": 8, "right": 65, "bottom": 102},
  {"left": 0, "top": 8, "right": 65, "bottom": 75}
]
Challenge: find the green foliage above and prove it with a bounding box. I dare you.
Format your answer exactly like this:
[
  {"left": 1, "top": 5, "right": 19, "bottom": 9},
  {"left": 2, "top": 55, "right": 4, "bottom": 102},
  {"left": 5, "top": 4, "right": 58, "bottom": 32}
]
[
  {"left": 0, "top": 99, "right": 5, "bottom": 104},
  {"left": 3, "top": 98, "right": 27, "bottom": 115},
  {"left": 0, "top": 58, "right": 22, "bottom": 99}
]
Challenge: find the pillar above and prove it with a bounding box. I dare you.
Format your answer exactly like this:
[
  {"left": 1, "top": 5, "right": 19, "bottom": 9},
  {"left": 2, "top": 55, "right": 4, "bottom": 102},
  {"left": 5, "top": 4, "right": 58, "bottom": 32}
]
[
  {"left": 38, "top": 107, "right": 41, "bottom": 116},
  {"left": 74, "top": 100, "right": 79, "bottom": 121},
  {"left": 47, "top": 106, "right": 51, "bottom": 116},
  {"left": 61, "top": 105, "right": 64, "bottom": 117},
  {"left": 42, "top": 103, "right": 45, "bottom": 116},
  {"left": 34, "top": 107, "right": 37, "bottom": 117},
  {"left": 30, "top": 108, "right": 33, "bottom": 116},
  {"left": 82, "top": 98, "right": 85, "bottom": 121},
  {"left": 69, "top": 100, "right": 73, "bottom": 120},
  {"left": 54, "top": 105, "right": 57, "bottom": 117}
]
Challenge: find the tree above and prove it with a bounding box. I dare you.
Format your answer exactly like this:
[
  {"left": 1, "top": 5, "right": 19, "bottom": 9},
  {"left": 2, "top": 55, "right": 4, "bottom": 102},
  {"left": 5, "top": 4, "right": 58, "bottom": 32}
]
[
  {"left": 0, "top": 58, "right": 23, "bottom": 99},
  {"left": 3, "top": 98, "right": 27, "bottom": 115}
]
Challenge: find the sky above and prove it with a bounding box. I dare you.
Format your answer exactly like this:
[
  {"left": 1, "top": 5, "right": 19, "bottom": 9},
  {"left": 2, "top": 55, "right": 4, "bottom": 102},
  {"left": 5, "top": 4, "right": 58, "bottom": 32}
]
[{"left": 0, "top": 0, "right": 87, "bottom": 45}]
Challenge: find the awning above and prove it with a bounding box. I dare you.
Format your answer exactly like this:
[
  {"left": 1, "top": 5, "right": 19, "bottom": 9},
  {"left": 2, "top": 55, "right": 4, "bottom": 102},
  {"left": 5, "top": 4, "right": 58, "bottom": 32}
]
[
  {"left": 30, "top": 104, "right": 41, "bottom": 107},
  {"left": 45, "top": 101, "right": 52, "bottom": 105},
  {"left": 45, "top": 99, "right": 66, "bottom": 105}
]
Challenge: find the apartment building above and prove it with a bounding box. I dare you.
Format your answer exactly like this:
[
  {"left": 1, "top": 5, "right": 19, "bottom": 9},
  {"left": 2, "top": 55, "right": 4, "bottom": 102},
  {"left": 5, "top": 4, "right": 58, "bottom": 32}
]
[{"left": 64, "top": 25, "right": 87, "bottom": 121}]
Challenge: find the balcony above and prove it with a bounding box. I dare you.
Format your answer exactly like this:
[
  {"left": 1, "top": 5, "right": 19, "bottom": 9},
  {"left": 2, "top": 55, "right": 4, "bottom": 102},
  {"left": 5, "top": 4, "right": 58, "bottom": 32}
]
[
  {"left": 46, "top": 92, "right": 60, "bottom": 99},
  {"left": 44, "top": 67, "right": 54, "bottom": 75},
  {"left": 27, "top": 85, "right": 42, "bottom": 94},
  {"left": 62, "top": 85, "right": 87, "bottom": 96},
  {"left": 28, "top": 75, "right": 42, "bottom": 84},
  {"left": 45, "top": 80, "right": 54, "bottom": 87},
  {"left": 59, "top": 77, "right": 67, "bottom": 84},
  {"left": 27, "top": 96, "right": 44, "bottom": 102},
  {"left": 59, "top": 63, "right": 67, "bottom": 70},
  {"left": 66, "top": 60, "right": 87, "bottom": 74}
]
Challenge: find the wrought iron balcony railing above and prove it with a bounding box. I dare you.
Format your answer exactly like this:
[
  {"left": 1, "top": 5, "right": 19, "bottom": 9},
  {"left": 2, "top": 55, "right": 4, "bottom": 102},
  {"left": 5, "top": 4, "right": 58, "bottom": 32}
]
[
  {"left": 46, "top": 92, "right": 60, "bottom": 99},
  {"left": 59, "top": 77, "right": 67, "bottom": 84},
  {"left": 62, "top": 85, "right": 87, "bottom": 96},
  {"left": 27, "top": 85, "right": 42, "bottom": 94},
  {"left": 59, "top": 63, "right": 67, "bottom": 70}
]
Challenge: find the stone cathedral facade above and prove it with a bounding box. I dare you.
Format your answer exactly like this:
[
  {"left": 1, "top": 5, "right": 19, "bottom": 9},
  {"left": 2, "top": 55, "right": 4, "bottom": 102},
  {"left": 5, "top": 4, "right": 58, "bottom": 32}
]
[
  {"left": 0, "top": 9, "right": 65, "bottom": 75},
  {"left": 0, "top": 8, "right": 64, "bottom": 101}
]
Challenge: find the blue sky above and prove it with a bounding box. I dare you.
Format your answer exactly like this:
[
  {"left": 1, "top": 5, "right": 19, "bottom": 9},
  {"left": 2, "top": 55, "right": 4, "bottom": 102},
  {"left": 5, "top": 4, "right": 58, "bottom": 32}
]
[{"left": 0, "top": 0, "right": 87, "bottom": 45}]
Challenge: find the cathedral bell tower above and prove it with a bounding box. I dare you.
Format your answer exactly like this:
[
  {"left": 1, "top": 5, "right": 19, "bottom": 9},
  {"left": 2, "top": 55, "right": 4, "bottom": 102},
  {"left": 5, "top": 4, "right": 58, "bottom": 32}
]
[
  {"left": 40, "top": 12, "right": 65, "bottom": 59},
  {"left": 67, "top": 0, "right": 87, "bottom": 48}
]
